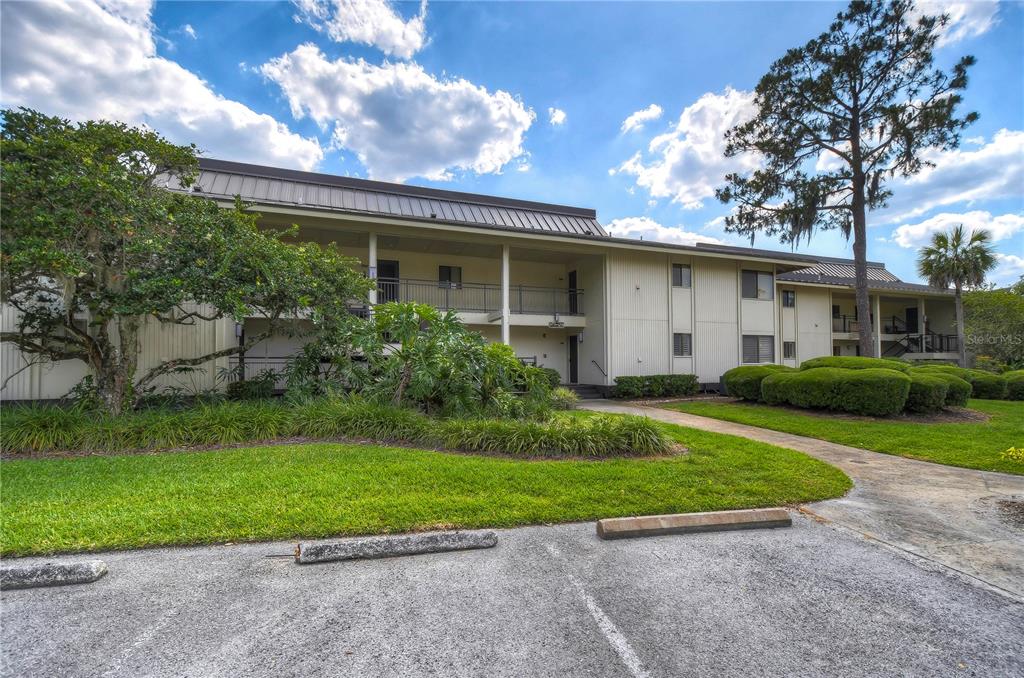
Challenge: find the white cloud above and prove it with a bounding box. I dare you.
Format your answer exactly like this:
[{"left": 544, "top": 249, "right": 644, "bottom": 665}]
[
  {"left": 292, "top": 0, "right": 427, "bottom": 59},
  {"left": 0, "top": 0, "right": 322, "bottom": 170},
  {"left": 606, "top": 216, "right": 726, "bottom": 246},
  {"left": 612, "top": 88, "right": 758, "bottom": 209},
  {"left": 910, "top": 2, "right": 999, "bottom": 46},
  {"left": 877, "top": 130, "right": 1024, "bottom": 223},
  {"left": 181, "top": 23, "right": 196, "bottom": 39},
  {"left": 261, "top": 44, "right": 534, "bottom": 182},
  {"left": 620, "top": 104, "right": 663, "bottom": 133},
  {"left": 547, "top": 107, "right": 566, "bottom": 126},
  {"left": 890, "top": 211, "right": 1024, "bottom": 249},
  {"left": 992, "top": 253, "right": 1024, "bottom": 285}
]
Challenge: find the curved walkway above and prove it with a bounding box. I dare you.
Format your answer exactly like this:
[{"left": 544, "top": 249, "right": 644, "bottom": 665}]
[{"left": 582, "top": 400, "right": 1024, "bottom": 600}]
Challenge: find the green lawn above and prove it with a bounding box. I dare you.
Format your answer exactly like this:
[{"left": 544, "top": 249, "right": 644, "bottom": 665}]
[
  {"left": 0, "top": 422, "right": 849, "bottom": 556},
  {"left": 664, "top": 399, "right": 1024, "bottom": 475}
]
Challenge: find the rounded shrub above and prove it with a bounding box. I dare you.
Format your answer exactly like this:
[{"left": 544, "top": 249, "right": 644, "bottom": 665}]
[
  {"left": 905, "top": 374, "right": 948, "bottom": 414},
  {"left": 723, "top": 364, "right": 795, "bottom": 401},
  {"left": 918, "top": 372, "right": 972, "bottom": 407},
  {"left": 539, "top": 368, "right": 562, "bottom": 388},
  {"left": 1005, "top": 370, "right": 1024, "bottom": 401},
  {"left": 799, "top": 356, "right": 911, "bottom": 373},
  {"left": 762, "top": 367, "right": 910, "bottom": 416},
  {"left": 967, "top": 370, "right": 1008, "bottom": 400},
  {"left": 913, "top": 364, "right": 972, "bottom": 381}
]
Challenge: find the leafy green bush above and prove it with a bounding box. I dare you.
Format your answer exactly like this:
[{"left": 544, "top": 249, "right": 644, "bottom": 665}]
[
  {"left": 722, "top": 365, "right": 795, "bottom": 401},
  {"left": 550, "top": 387, "right": 579, "bottom": 410},
  {"left": 799, "top": 356, "right": 911, "bottom": 373},
  {"left": 612, "top": 374, "right": 699, "bottom": 398},
  {"left": 762, "top": 367, "right": 910, "bottom": 416},
  {"left": 539, "top": 368, "right": 562, "bottom": 388},
  {"left": 916, "top": 371, "right": 972, "bottom": 407},
  {"left": 0, "top": 398, "right": 668, "bottom": 457},
  {"left": 912, "top": 364, "right": 973, "bottom": 381},
  {"left": 434, "top": 414, "right": 669, "bottom": 457},
  {"left": 1005, "top": 371, "right": 1024, "bottom": 401},
  {"left": 226, "top": 370, "right": 277, "bottom": 401},
  {"left": 905, "top": 374, "right": 949, "bottom": 414},
  {"left": 967, "top": 370, "right": 1008, "bottom": 399}
]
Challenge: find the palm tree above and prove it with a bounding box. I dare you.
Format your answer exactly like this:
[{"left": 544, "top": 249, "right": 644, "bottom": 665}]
[{"left": 918, "top": 225, "right": 996, "bottom": 367}]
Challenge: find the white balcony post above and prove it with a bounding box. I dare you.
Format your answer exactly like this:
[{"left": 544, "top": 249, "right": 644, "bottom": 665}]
[
  {"left": 501, "top": 244, "right": 511, "bottom": 345},
  {"left": 872, "top": 294, "right": 882, "bottom": 357},
  {"left": 367, "top": 231, "right": 378, "bottom": 307}
]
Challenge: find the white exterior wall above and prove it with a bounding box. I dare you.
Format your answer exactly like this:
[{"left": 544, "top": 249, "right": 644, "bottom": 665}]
[
  {"left": 1, "top": 302, "right": 234, "bottom": 401},
  {"left": 692, "top": 258, "right": 740, "bottom": 382},
  {"left": 606, "top": 251, "right": 671, "bottom": 379},
  {"left": 793, "top": 287, "right": 832, "bottom": 363}
]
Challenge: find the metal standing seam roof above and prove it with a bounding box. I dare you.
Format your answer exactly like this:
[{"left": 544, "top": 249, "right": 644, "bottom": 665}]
[
  {"left": 167, "top": 159, "right": 608, "bottom": 237},
  {"left": 778, "top": 261, "right": 953, "bottom": 295}
]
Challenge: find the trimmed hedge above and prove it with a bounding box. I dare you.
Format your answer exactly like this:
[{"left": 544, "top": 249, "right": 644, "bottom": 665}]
[
  {"left": 0, "top": 398, "right": 671, "bottom": 457},
  {"left": 799, "top": 356, "right": 911, "bottom": 373},
  {"left": 905, "top": 374, "right": 949, "bottom": 414},
  {"left": 763, "top": 367, "right": 910, "bottom": 417},
  {"left": 913, "top": 364, "right": 972, "bottom": 381},
  {"left": 1005, "top": 370, "right": 1024, "bottom": 401},
  {"left": 613, "top": 374, "right": 699, "bottom": 399},
  {"left": 968, "top": 370, "right": 1008, "bottom": 399},
  {"left": 722, "top": 364, "right": 795, "bottom": 401},
  {"left": 915, "top": 371, "right": 972, "bottom": 407}
]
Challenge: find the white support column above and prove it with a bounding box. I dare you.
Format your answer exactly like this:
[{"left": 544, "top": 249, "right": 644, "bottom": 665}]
[
  {"left": 500, "top": 244, "right": 511, "bottom": 345},
  {"left": 367, "top": 232, "right": 378, "bottom": 307},
  {"left": 918, "top": 297, "right": 926, "bottom": 333},
  {"left": 872, "top": 294, "right": 882, "bottom": 357}
]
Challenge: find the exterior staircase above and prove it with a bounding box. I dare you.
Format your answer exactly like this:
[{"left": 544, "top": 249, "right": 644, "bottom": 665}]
[{"left": 565, "top": 384, "right": 604, "bottom": 400}]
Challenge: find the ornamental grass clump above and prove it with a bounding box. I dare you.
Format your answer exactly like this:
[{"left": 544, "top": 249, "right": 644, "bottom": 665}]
[{"left": 0, "top": 398, "right": 669, "bottom": 458}]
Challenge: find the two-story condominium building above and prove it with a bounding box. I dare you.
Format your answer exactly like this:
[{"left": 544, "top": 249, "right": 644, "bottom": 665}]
[{"left": 0, "top": 159, "right": 959, "bottom": 401}]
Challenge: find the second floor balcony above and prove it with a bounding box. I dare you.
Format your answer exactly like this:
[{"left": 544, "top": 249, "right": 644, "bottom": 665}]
[{"left": 374, "top": 277, "right": 583, "bottom": 317}]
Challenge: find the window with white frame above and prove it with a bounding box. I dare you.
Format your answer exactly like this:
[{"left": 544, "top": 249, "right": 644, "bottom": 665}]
[
  {"left": 783, "top": 341, "right": 796, "bottom": 359},
  {"left": 673, "top": 333, "right": 692, "bottom": 357},
  {"left": 742, "top": 335, "right": 775, "bottom": 363},
  {"left": 741, "top": 270, "right": 774, "bottom": 300},
  {"left": 671, "top": 263, "right": 691, "bottom": 288}
]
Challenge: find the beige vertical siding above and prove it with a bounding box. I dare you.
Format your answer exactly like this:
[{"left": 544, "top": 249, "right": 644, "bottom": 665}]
[
  {"left": 575, "top": 255, "right": 608, "bottom": 384},
  {"left": 692, "top": 258, "right": 739, "bottom": 382},
  {"left": 1, "top": 302, "right": 234, "bottom": 401},
  {"left": 606, "top": 251, "right": 671, "bottom": 378},
  {"left": 795, "top": 286, "right": 833, "bottom": 362}
]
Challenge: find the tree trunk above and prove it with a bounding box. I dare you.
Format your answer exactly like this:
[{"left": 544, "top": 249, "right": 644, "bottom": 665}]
[
  {"left": 955, "top": 283, "right": 967, "bottom": 368},
  {"left": 850, "top": 180, "right": 875, "bottom": 357},
  {"left": 392, "top": 361, "right": 412, "bottom": 406},
  {"left": 91, "top": 316, "right": 141, "bottom": 416}
]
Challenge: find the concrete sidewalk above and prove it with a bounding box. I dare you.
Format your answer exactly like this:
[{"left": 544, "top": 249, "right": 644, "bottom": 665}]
[
  {"left": 3, "top": 516, "right": 1022, "bottom": 677},
  {"left": 582, "top": 400, "right": 1024, "bottom": 600}
]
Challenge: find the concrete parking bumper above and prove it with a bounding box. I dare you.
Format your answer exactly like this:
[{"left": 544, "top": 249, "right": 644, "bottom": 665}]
[
  {"left": 295, "top": 530, "right": 498, "bottom": 564},
  {"left": 596, "top": 508, "right": 792, "bottom": 540},
  {"left": 0, "top": 560, "right": 108, "bottom": 590}
]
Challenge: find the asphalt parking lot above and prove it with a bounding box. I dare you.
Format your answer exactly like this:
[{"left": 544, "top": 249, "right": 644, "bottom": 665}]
[{"left": 3, "top": 514, "right": 1022, "bottom": 677}]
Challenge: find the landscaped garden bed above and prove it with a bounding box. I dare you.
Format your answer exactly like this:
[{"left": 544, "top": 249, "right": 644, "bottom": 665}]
[{"left": 0, "top": 419, "right": 851, "bottom": 556}]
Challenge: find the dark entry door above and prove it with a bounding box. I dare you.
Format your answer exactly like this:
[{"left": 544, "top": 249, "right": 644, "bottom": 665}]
[
  {"left": 568, "top": 335, "right": 579, "bottom": 383},
  {"left": 568, "top": 270, "right": 578, "bottom": 314},
  {"left": 905, "top": 307, "right": 919, "bottom": 333},
  {"left": 378, "top": 260, "right": 400, "bottom": 302}
]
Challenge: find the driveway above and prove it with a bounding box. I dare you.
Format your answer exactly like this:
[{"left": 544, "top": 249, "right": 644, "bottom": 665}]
[
  {"left": 3, "top": 516, "right": 1022, "bottom": 677},
  {"left": 583, "top": 401, "right": 1024, "bottom": 600}
]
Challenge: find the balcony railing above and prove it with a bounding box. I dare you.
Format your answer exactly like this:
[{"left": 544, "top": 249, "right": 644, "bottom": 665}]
[{"left": 375, "top": 277, "right": 583, "bottom": 315}]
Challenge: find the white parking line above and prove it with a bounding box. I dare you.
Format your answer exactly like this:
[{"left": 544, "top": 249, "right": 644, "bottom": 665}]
[{"left": 545, "top": 544, "right": 650, "bottom": 678}]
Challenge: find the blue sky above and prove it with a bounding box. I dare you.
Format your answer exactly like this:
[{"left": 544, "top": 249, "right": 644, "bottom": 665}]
[{"left": 2, "top": 0, "right": 1021, "bottom": 284}]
